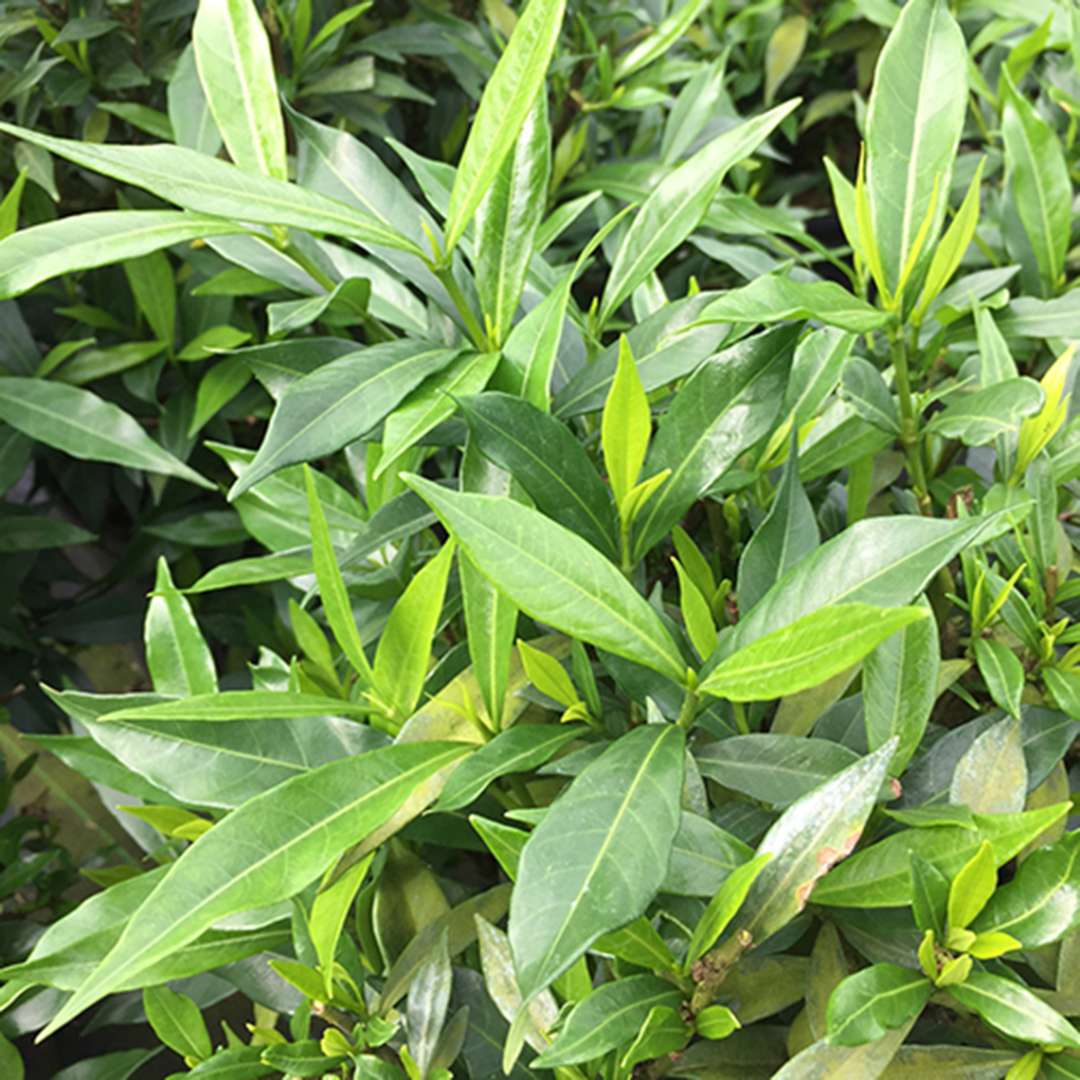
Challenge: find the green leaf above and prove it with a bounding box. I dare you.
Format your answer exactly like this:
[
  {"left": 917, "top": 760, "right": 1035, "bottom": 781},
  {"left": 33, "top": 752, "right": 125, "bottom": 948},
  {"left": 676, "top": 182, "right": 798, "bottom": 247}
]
[
  {"left": 728, "top": 739, "right": 897, "bottom": 945},
  {"left": 461, "top": 392, "right": 618, "bottom": 559},
  {"left": 0, "top": 1033, "right": 21, "bottom": 1080},
  {"left": 882, "top": 1047, "right": 1024, "bottom": 1078},
  {"left": 947, "top": 971, "right": 1080, "bottom": 1049},
  {"left": 664, "top": 811, "right": 752, "bottom": 897},
  {"left": 840, "top": 356, "right": 900, "bottom": 434},
  {"left": 695, "top": 735, "right": 860, "bottom": 808},
  {"left": 603, "top": 336, "right": 651, "bottom": 513},
  {"left": 474, "top": 93, "right": 550, "bottom": 346},
  {"left": 701, "top": 604, "right": 927, "bottom": 703},
  {"left": 145, "top": 558, "right": 216, "bottom": 697},
  {"left": 947, "top": 840, "right": 996, "bottom": 931},
  {"left": 737, "top": 435, "right": 819, "bottom": 614},
  {"left": 193, "top": 0, "right": 286, "bottom": 179},
  {"left": 532, "top": 975, "right": 682, "bottom": 1068},
  {"left": 765, "top": 15, "right": 809, "bottom": 105},
  {"left": 40, "top": 741, "right": 468, "bottom": 1036},
  {"left": 1000, "top": 69, "right": 1072, "bottom": 297},
  {"left": 310, "top": 852, "right": 374, "bottom": 998},
  {"left": 673, "top": 559, "right": 717, "bottom": 661},
  {"left": 813, "top": 803, "right": 1070, "bottom": 908},
  {"left": 974, "top": 638, "right": 1024, "bottom": 719},
  {"left": 0, "top": 210, "right": 243, "bottom": 299},
  {"left": 973, "top": 831, "right": 1080, "bottom": 948},
  {"left": 620, "top": 1005, "right": 691, "bottom": 1071},
  {"left": 0, "top": 377, "right": 212, "bottom": 489},
  {"left": 827, "top": 964, "right": 932, "bottom": 1046},
  {"left": 403, "top": 476, "right": 686, "bottom": 683},
  {"left": 144, "top": 985, "right": 212, "bottom": 1062},
  {"left": 774, "top": 1024, "right": 912, "bottom": 1079},
  {"left": 229, "top": 342, "right": 459, "bottom": 498},
  {"left": 0, "top": 124, "right": 422, "bottom": 255},
  {"left": 518, "top": 641, "right": 578, "bottom": 708},
  {"left": 696, "top": 275, "right": 890, "bottom": 333},
  {"left": 614, "top": 0, "right": 709, "bottom": 81},
  {"left": 435, "top": 724, "right": 584, "bottom": 813},
  {"left": 950, "top": 716, "right": 1027, "bottom": 815},
  {"left": 97, "top": 690, "right": 373, "bottom": 723},
  {"left": 925, "top": 378, "right": 1044, "bottom": 445},
  {"left": 373, "top": 540, "right": 455, "bottom": 723},
  {"left": 407, "top": 927, "right": 452, "bottom": 1078},
  {"left": 443, "top": 0, "right": 566, "bottom": 253},
  {"left": 863, "top": 597, "right": 939, "bottom": 773},
  {"left": 866, "top": 0, "right": 967, "bottom": 299},
  {"left": 686, "top": 853, "right": 772, "bottom": 966},
  {"left": 910, "top": 853, "right": 950, "bottom": 937},
  {"left": 632, "top": 324, "right": 796, "bottom": 559},
  {"left": 509, "top": 724, "right": 685, "bottom": 1001},
  {"left": 599, "top": 100, "right": 799, "bottom": 325}
]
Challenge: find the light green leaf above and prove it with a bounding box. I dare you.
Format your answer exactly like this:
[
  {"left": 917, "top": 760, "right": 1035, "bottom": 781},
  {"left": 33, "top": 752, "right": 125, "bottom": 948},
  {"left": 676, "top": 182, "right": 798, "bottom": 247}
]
[
  {"left": 686, "top": 854, "right": 772, "bottom": 966},
  {"left": 509, "top": 725, "right": 685, "bottom": 1001},
  {"left": 700, "top": 603, "right": 926, "bottom": 703},
  {"left": 40, "top": 741, "right": 469, "bottom": 1037},
  {"left": 403, "top": 475, "right": 686, "bottom": 683},
  {"left": 603, "top": 336, "right": 650, "bottom": 512},
  {"left": 614, "top": 0, "right": 709, "bottom": 81},
  {"left": 97, "top": 690, "right": 372, "bottom": 723},
  {"left": 974, "top": 638, "right": 1024, "bottom": 719},
  {"left": 827, "top": 964, "right": 932, "bottom": 1046},
  {"left": 313, "top": 852, "right": 375, "bottom": 999},
  {"left": 144, "top": 985, "right": 212, "bottom": 1062},
  {"left": 926, "top": 378, "right": 1043, "bottom": 445},
  {"left": 947, "top": 840, "right": 996, "bottom": 930},
  {"left": 145, "top": 557, "right": 216, "bottom": 697},
  {"left": 948, "top": 971, "right": 1080, "bottom": 1049},
  {"left": 0, "top": 377, "right": 212, "bottom": 489},
  {"left": 444, "top": 0, "right": 567, "bottom": 253}
]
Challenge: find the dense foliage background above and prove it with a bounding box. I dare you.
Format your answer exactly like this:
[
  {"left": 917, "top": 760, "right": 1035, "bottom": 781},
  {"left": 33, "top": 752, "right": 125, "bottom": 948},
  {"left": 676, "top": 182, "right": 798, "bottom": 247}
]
[{"left": 0, "top": 0, "right": 1077, "bottom": 1076}]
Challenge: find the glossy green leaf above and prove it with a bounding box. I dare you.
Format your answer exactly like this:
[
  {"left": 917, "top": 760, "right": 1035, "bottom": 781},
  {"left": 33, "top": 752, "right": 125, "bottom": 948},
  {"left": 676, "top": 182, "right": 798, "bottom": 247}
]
[
  {"left": 0, "top": 1034, "right": 21, "bottom": 1080},
  {"left": 686, "top": 854, "right": 772, "bottom": 966},
  {"left": 144, "top": 985, "right": 212, "bottom": 1062},
  {"left": 728, "top": 739, "right": 896, "bottom": 945},
  {"left": 599, "top": 100, "right": 799, "bottom": 325},
  {"left": 0, "top": 211, "right": 243, "bottom": 298},
  {"left": 603, "top": 336, "right": 650, "bottom": 513},
  {"left": 615, "top": 0, "right": 709, "bottom": 81},
  {"left": 474, "top": 93, "right": 549, "bottom": 345},
  {"left": 436, "top": 724, "right": 584, "bottom": 812},
  {"left": 673, "top": 559, "right": 717, "bottom": 660},
  {"left": 697, "top": 275, "right": 890, "bottom": 333},
  {"left": 0, "top": 377, "right": 211, "bottom": 489},
  {"left": 407, "top": 927, "right": 452, "bottom": 1078},
  {"left": 443, "top": 0, "right": 566, "bottom": 253},
  {"left": 866, "top": 0, "right": 967, "bottom": 299},
  {"left": 229, "top": 342, "right": 459, "bottom": 498},
  {"left": 532, "top": 975, "right": 682, "bottom": 1068},
  {"left": 193, "top": 0, "right": 286, "bottom": 180},
  {"left": 373, "top": 540, "right": 455, "bottom": 723},
  {"left": 620, "top": 1004, "right": 691, "bottom": 1071},
  {"left": 509, "top": 724, "right": 684, "bottom": 1001},
  {"left": 910, "top": 853, "right": 949, "bottom": 937},
  {"left": 974, "top": 639, "right": 1024, "bottom": 719},
  {"left": 461, "top": 392, "right": 619, "bottom": 559},
  {"left": 0, "top": 124, "right": 421, "bottom": 254},
  {"left": 827, "top": 964, "right": 932, "bottom": 1046},
  {"left": 97, "top": 690, "right": 371, "bottom": 723},
  {"left": 948, "top": 971, "right": 1080, "bottom": 1049},
  {"left": 664, "top": 810, "right": 752, "bottom": 898},
  {"left": 41, "top": 740, "right": 468, "bottom": 1036},
  {"left": 701, "top": 604, "right": 926, "bottom": 703},
  {"left": 813, "top": 803, "right": 1069, "bottom": 908},
  {"left": 696, "top": 735, "right": 860, "bottom": 808},
  {"left": 863, "top": 597, "right": 939, "bottom": 773},
  {"left": 950, "top": 716, "right": 1027, "bottom": 815},
  {"left": 973, "top": 831, "right": 1080, "bottom": 947},
  {"left": 925, "top": 379, "right": 1043, "bottom": 445},
  {"left": 947, "top": 840, "right": 996, "bottom": 931},
  {"left": 632, "top": 323, "right": 796, "bottom": 559},
  {"left": 144, "top": 558, "right": 216, "bottom": 698},
  {"left": 403, "top": 475, "right": 686, "bottom": 683},
  {"left": 765, "top": 15, "right": 809, "bottom": 105},
  {"left": 310, "top": 852, "right": 374, "bottom": 998},
  {"left": 1001, "top": 69, "right": 1071, "bottom": 296}
]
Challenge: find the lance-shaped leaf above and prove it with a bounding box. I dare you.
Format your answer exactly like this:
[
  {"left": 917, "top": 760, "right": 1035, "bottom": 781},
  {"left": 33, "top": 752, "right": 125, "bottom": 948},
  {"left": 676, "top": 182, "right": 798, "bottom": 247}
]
[
  {"left": 532, "top": 975, "right": 682, "bottom": 1068},
  {"left": 947, "top": 971, "right": 1080, "bottom": 1049},
  {"left": 696, "top": 275, "right": 890, "bottom": 334},
  {"left": 726, "top": 739, "right": 896, "bottom": 946},
  {"left": 145, "top": 558, "right": 216, "bottom": 697},
  {"left": 193, "top": 0, "right": 287, "bottom": 180},
  {"left": 97, "top": 690, "right": 372, "bottom": 723},
  {"left": 925, "top": 378, "right": 1043, "bottom": 446},
  {"left": 460, "top": 392, "right": 619, "bottom": 559},
  {"left": 0, "top": 123, "right": 422, "bottom": 254},
  {"left": 229, "top": 342, "right": 460, "bottom": 498},
  {"left": 403, "top": 475, "right": 686, "bottom": 683},
  {"left": 0, "top": 378, "right": 212, "bottom": 489},
  {"left": 632, "top": 324, "right": 796, "bottom": 560},
  {"left": 973, "top": 831, "right": 1080, "bottom": 947},
  {"left": 730, "top": 512, "right": 1008, "bottom": 651},
  {"left": 866, "top": 0, "right": 967, "bottom": 299},
  {"left": 701, "top": 604, "right": 927, "bottom": 703},
  {"left": 474, "top": 93, "right": 550, "bottom": 346},
  {"left": 827, "top": 964, "right": 932, "bottom": 1047},
  {"left": 813, "top": 803, "right": 1070, "bottom": 908},
  {"left": 144, "top": 985, "right": 212, "bottom": 1063},
  {"left": 509, "top": 725, "right": 685, "bottom": 1001},
  {"left": 599, "top": 99, "right": 799, "bottom": 325},
  {"left": 443, "top": 0, "right": 566, "bottom": 253},
  {"left": 39, "top": 740, "right": 469, "bottom": 1037},
  {"left": 0, "top": 210, "right": 245, "bottom": 298}
]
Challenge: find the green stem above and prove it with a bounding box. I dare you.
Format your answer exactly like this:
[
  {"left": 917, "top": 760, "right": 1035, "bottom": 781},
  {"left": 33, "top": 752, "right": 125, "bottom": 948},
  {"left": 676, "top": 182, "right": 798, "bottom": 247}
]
[
  {"left": 689, "top": 928, "right": 753, "bottom": 1014},
  {"left": 890, "top": 328, "right": 931, "bottom": 514},
  {"left": 732, "top": 700, "right": 750, "bottom": 735},
  {"left": 676, "top": 683, "right": 699, "bottom": 729},
  {"left": 433, "top": 264, "right": 488, "bottom": 350}
]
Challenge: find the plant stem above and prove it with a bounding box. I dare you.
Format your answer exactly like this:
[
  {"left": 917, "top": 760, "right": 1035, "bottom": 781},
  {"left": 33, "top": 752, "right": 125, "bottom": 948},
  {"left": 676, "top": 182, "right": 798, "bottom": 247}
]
[
  {"left": 433, "top": 264, "right": 488, "bottom": 350},
  {"left": 890, "top": 328, "right": 931, "bottom": 514},
  {"left": 689, "top": 929, "right": 753, "bottom": 1014},
  {"left": 676, "top": 684, "right": 699, "bottom": 729}
]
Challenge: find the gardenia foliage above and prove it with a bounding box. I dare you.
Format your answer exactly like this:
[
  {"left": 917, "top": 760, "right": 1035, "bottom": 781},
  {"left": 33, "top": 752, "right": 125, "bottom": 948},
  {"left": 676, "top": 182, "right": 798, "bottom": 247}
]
[{"left": 0, "top": 0, "right": 1078, "bottom": 1077}]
